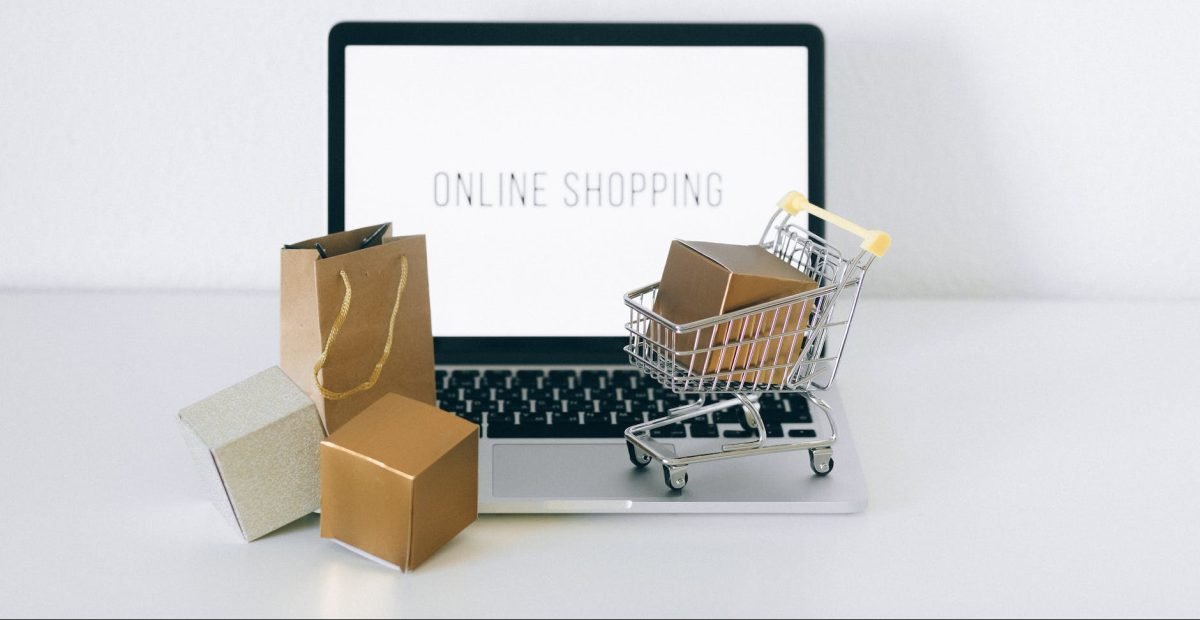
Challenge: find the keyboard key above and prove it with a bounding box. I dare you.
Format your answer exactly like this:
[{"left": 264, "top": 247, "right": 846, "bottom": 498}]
[
  {"left": 543, "top": 424, "right": 623, "bottom": 439},
  {"left": 616, "top": 411, "right": 644, "bottom": 427},
  {"left": 435, "top": 370, "right": 448, "bottom": 387},
  {"left": 462, "top": 388, "right": 491, "bottom": 403},
  {"left": 531, "top": 399, "right": 561, "bottom": 414},
  {"left": 583, "top": 411, "right": 613, "bottom": 426},
  {"left": 524, "top": 388, "right": 556, "bottom": 402},
  {"left": 715, "top": 410, "right": 742, "bottom": 424},
  {"left": 578, "top": 371, "right": 607, "bottom": 389},
  {"left": 470, "top": 399, "right": 499, "bottom": 414},
  {"left": 756, "top": 396, "right": 811, "bottom": 423},
  {"left": 627, "top": 390, "right": 652, "bottom": 402},
  {"left": 563, "top": 398, "right": 594, "bottom": 413},
  {"left": 788, "top": 428, "right": 817, "bottom": 438},
  {"left": 689, "top": 422, "right": 719, "bottom": 438},
  {"left": 546, "top": 370, "right": 575, "bottom": 387},
  {"left": 593, "top": 424, "right": 625, "bottom": 438},
  {"left": 480, "top": 370, "right": 512, "bottom": 387},
  {"left": 785, "top": 396, "right": 813, "bottom": 423},
  {"left": 448, "top": 372, "right": 478, "bottom": 388},
  {"left": 595, "top": 396, "right": 626, "bottom": 413},
  {"left": 551, "top": 411, "right": 580, "bottom": 426},
  {"left": 487, "top": 411, "right": 514, "bottom": 426},
  {"left": 490, "top": 384, "right": 519, "bottom": 398},
  {"left": 487, "top": 423, "right": 546, "bottom": 438},
  {"left": 651, "top": 425, "right": 687, "bottom": 438},
  {"left": 610, "top": 370, "right": 641, "bottom": 388},
  {"left": 514, "top": 370, "right": 543, "bottom": 386},
  {"left": 521, "top": 411, "right": 547, "bottom": 426},
  {"left": 786, "top": 395, "right": 809, "bottom": 413},
  {"left": 713, "top": 424, "right": 782, "bottom": 438},
  {"left": 756, "top": 398, "right": 789, "bottom": 422},
  {"left": 627, "top": 398, "right": 655, "bottom": 415},
  {"left": 660, "top": 394, "right": 690, "bottom": 410},
  {"left": 541, "top": 425, "right": 586, "bottom": 438},
  {"left": 516, "top": 399, "right": 538, "bottom": 413},
  {"left": 441, "top": 399, "right": 468, "bottom": 415}
]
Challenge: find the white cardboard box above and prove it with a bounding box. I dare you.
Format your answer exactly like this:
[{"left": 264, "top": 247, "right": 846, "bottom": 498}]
[{"left": 178, "top": 366, "right": 324, "bottom": 541}]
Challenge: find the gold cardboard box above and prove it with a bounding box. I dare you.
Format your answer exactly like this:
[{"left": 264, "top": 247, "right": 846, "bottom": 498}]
[
  {"left": 320, "top": 393, "right": 478, "bottom": 571},
  {"left": 652, "top": 240, "right": 819, "bottom": 385}
]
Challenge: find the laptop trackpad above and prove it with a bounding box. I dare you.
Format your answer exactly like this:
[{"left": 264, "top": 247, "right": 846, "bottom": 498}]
[
  {"left": 491, "top": 441, "right": 841, "bottom": 501},
  {"left": 492, "top": 443, "right": 682, "bottom": 498}
]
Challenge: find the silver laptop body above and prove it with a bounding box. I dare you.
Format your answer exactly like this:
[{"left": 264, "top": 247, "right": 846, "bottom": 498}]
[{"left": 330, "top": 22, "right": 869, "bottom": 514}]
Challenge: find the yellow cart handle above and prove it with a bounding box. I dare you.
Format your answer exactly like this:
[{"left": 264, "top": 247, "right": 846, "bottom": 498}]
[{"left": 777, "top": 191, "right": 891, "bottom": 258}]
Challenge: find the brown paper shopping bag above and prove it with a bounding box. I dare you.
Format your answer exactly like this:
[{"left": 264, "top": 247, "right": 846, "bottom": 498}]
[{"left": 280, "top": 223, "right": 436, "bottom": 434}]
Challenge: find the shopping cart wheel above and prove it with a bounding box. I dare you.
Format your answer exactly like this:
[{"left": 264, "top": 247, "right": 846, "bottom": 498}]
[
  {"left": 626, "top": 441, "right": 652, "bottom": 468},
  {"left": 663, "top": 465, "right": 689, "bottom": 491},
  {"left": 809, "top": 449, "right": 834, "bottom": 476}
]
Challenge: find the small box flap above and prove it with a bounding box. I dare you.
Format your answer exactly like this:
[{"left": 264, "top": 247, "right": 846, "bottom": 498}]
[
  {"left": 178, "top": 367, "right": 314, "bottom": 451},
  {"left": 677, "top": 240, "right": 807, "bottom": 284},
  {"left": 324, "top": 394, "right": 478, "bottom": 479},
  {"left": 654, "top": 240, "right": 733, "bottom": 324}
]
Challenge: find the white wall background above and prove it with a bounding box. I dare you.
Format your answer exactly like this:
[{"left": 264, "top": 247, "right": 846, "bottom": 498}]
[{"left": 2, "top": 0, "right": 1197, "bottom": 299}]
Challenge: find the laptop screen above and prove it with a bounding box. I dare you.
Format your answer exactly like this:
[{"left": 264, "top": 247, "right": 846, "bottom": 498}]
[{"left": 341, "top": 44, "right": 810, "bottom": 337}]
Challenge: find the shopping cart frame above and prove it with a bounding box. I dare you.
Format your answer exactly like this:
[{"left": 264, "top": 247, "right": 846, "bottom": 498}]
[{"left": 621, "top": 191, "right": 890, "bottom": 490}]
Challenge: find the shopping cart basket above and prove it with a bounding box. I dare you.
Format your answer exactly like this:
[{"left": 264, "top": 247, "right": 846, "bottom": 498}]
[{"left": 622, "top": 191, "right": 891, "bottom": 490}]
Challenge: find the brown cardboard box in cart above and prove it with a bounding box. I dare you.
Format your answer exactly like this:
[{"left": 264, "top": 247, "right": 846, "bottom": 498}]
[{"left": 652, "top": 240, "right": 819, "bottom": 386}]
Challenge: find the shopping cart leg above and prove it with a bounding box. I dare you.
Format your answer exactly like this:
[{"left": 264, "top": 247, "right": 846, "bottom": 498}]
[
  {"left": 722, "top": 394, "right": 767, "bottom": 452},
  {"left": 735, "top": 394, "right": 761, "bottom": 431}
]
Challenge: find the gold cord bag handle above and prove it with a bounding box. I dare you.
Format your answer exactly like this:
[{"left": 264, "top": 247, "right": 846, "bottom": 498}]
[{"left": 312, "top": 256, "right": 409, "bottom": 400}]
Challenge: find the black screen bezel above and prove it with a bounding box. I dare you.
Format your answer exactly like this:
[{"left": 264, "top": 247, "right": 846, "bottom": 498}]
[{"left": 328, "top": 22, "right": 825, "bottom": 364}]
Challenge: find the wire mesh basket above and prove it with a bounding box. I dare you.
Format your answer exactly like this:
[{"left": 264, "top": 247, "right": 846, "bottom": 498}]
[{"left": 621, "top": 191, "right": 891, "bottom": 490}]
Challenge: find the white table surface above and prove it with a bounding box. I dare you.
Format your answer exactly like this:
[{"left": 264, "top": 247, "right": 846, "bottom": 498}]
[{"left": 1, "top": 291, "right": 1197, "bottom": 618}]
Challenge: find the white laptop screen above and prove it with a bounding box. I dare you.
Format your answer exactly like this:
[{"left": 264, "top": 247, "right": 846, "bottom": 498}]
[{"left": 342, "top": 45, "right": 809, "bottom": 337}]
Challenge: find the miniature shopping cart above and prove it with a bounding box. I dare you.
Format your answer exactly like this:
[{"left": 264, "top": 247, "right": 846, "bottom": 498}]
[{"left": 622, "top": 191, "right": 891, "bottom": 490}]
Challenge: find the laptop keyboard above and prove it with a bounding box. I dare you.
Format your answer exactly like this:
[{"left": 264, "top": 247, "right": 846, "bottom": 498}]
[{"left": 435, "top": 368, "right": 817, "bottom": 440}]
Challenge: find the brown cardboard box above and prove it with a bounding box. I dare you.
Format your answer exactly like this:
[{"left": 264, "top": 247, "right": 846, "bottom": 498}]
[
  {"left": 653, "top": 240, "right": 819, "bottom": 385},
  {"left": 320, "top": 393, "right": 478, "bottom": 571},
  {"left": 280, "top": 224, "right": 436, "bottom": 434}
]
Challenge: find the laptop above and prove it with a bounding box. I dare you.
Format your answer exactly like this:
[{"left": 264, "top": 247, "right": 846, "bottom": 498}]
[{"left": 328, "top": 22, "right": 867, "bottom": 513}]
